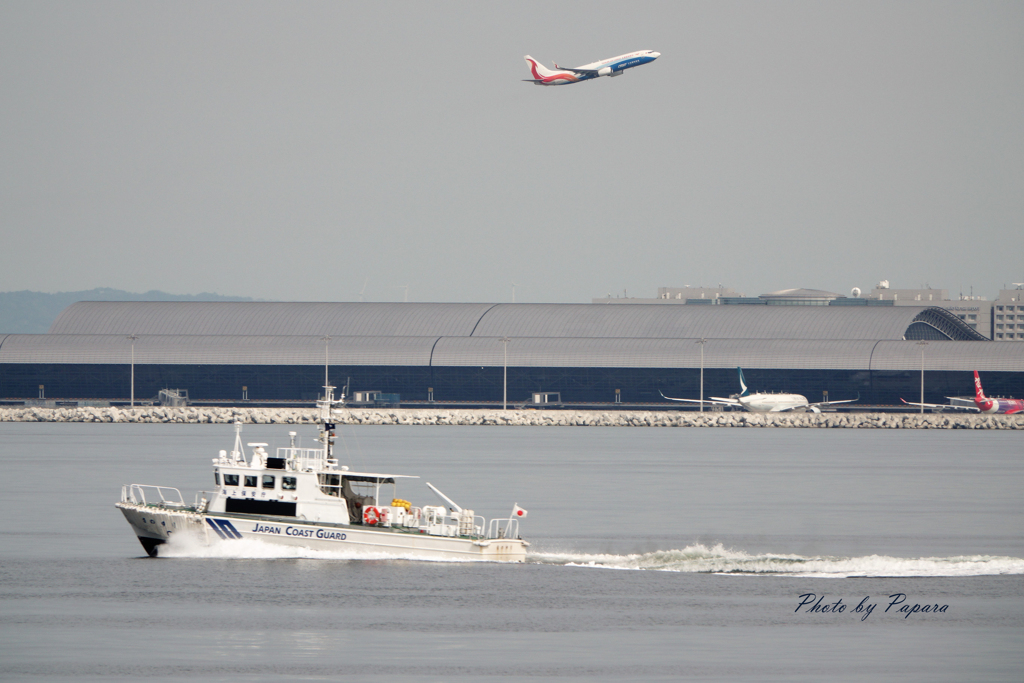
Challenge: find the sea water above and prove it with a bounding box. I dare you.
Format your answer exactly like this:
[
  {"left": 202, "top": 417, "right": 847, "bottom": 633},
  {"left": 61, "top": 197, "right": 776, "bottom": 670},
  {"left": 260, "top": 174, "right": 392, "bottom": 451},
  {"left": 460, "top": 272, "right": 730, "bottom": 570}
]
[{"left": 1, "top": 423, "right": 1021, "bottom": 681}]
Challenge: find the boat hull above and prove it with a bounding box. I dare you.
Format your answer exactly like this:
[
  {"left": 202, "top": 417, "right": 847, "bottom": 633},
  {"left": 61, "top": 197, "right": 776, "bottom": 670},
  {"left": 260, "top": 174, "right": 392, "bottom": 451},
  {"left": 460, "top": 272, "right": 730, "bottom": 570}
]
[{"left": 116, "top": 502, "right": 528, "bottom": 562}]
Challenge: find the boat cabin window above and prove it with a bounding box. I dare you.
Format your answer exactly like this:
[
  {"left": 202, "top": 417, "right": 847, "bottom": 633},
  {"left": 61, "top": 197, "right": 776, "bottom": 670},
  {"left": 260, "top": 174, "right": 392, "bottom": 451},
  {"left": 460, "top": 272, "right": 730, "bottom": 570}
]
[
  {"left": 282, "top": 477, "right": 297, "bottom": 491},
  {"left": 224, "top": 474, "right": 239, "bottom": 486},
  {"left": 214, "top": 472, "right": 221, "bottom": 486},
  {"left": 244, "top": 475, "right": 257, "bottom": 488},
  {"left": 262, "top": 475, "right": 275, "bottom": 489},
  {"left": 318, "top": 473, "right": 342, "bottom": 497}
]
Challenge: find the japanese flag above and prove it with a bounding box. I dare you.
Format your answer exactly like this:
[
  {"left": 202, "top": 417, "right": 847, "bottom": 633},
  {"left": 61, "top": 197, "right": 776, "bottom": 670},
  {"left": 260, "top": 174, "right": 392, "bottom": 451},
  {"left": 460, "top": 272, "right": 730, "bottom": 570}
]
[{"left": 512, "top": 504, "right": 528, "bottom": 518}]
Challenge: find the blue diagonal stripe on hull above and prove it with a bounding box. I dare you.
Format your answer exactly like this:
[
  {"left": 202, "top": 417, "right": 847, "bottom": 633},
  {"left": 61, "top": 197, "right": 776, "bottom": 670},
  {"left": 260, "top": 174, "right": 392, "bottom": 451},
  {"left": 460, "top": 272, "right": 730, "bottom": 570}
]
[
  {"left": 215, "top": 519, "right": 243, "bottom": 539},
  {"left": 205, "top": 517, "right": 228, "bottom": 539}
]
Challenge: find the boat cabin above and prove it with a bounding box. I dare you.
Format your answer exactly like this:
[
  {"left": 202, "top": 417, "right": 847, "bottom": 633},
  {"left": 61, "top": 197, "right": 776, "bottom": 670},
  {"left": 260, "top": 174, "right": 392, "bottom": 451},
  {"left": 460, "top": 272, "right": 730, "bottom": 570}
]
[{"left": 204, "top": 423, "right": 464, "bottom": 535}]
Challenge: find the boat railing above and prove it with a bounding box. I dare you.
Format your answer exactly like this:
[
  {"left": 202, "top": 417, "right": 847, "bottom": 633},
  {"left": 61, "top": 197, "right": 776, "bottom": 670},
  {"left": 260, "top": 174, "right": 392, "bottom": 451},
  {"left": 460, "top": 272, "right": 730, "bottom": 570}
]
[
  {"left": 487, "top": 518, "right": 520, "bottom": 540},
  {"left": 468, "top": 514, "right": 484, "bottom": 537},
  {"left": 194, "top": 491, "right": 214, "bottom": 512},
  {"left": 276, "top": 446, "right": 337, "bottom": 472},
  {"left": 446, "top": 513, "right": 484, "bottom": 538},
  {"left": 123, "top": 484, "right": 186, "bottom": 508}
]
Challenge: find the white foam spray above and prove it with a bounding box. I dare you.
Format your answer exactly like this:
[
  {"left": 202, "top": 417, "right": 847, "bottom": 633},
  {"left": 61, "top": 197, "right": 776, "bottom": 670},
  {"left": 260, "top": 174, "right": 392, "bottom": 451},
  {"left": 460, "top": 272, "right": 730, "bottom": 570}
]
[
  {"left": 528, "top": 543, "right": 1024, "bottom": 577},
  {"left": 157, "top": 533, "right": 478, "bottom": 562},
  {"left": 156, "top": 535, "right": 1023, "bottom": 576}
]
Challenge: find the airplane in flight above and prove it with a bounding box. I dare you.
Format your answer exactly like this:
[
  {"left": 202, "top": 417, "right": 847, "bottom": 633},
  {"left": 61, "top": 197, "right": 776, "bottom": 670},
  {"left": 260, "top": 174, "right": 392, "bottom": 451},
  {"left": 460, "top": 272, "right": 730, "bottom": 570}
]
[
  {"left": 902, "top": 370, "right": 1024, "bottom": 414},
  {"left": 660, "top": 367, "right": 859, "bottom": 413},
  {"left": 523, "top": 50, "right": 660, "bottom": 85}
]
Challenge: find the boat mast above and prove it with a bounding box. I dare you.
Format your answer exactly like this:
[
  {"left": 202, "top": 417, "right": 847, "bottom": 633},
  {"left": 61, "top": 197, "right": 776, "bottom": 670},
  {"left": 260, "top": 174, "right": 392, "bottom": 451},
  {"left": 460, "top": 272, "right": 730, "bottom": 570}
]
[
  {"left": 231, "top": 421, "right": 245, "bottom": 463},
  {"left": 317, "top": 387, "right": 337, "bottom": 461},
  {"left": 322, "top": 335, "right": 330, "bottom": 393},
  {"left": 318, "top": 334, "right": 336, "bottom": 460}
]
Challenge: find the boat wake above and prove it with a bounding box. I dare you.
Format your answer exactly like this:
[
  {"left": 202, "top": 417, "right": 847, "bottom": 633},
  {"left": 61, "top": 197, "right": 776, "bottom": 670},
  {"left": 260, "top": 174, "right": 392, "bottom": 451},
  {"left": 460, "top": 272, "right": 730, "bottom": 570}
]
[
  {"left": 528, "top": 543, "right": 1024, "bottom": 577},
  {"left": 154, "top": 537, "right": 1024, "bottom": 576}
]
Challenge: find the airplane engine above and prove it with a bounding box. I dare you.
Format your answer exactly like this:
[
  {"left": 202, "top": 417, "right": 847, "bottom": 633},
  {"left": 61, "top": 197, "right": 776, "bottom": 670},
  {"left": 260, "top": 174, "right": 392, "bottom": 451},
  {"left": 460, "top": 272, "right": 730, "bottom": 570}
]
[
  {"left": 808, "top": 406, "right": 821, "bottom": 413},
  {"left": 598, "top": 66, "right": 613, "bottom": 76}
]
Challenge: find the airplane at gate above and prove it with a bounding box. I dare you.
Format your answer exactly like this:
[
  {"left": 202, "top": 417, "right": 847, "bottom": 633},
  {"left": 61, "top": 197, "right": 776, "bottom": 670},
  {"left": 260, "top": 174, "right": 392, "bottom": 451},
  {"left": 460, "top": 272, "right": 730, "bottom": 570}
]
[
  {"left": 660, "top": 367, "right": 858, "bottom": 413},
  {"left": 901, "top": 370, "right": 1024, "bottom": 414},
  {"left": 523, "top": 50, "right": 660, "bottom": 85}
]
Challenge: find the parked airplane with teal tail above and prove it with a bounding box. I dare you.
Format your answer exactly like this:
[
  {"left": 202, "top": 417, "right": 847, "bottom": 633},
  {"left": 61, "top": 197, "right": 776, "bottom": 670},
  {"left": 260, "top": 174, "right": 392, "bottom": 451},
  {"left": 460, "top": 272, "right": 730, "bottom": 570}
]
[{"left": 661, "top": 368, "right": 859, "bottom": 413}]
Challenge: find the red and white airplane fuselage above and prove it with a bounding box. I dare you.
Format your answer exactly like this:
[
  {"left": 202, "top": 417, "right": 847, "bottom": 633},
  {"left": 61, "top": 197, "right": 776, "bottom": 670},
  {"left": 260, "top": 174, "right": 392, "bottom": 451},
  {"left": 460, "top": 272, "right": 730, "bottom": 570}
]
[
  {"left": 903, "top": 371, "right": 1023, "bottom": 414},
  {"left": 973, "top": 371, "right": 1024, "bottom": 414}
]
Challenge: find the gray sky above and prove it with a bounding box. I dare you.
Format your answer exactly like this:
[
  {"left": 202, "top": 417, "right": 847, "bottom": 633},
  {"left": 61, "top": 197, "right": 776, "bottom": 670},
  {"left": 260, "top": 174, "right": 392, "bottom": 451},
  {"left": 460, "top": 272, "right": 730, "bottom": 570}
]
[{"left": 2, "top": 1, "right": 1022, "bottom": 303}]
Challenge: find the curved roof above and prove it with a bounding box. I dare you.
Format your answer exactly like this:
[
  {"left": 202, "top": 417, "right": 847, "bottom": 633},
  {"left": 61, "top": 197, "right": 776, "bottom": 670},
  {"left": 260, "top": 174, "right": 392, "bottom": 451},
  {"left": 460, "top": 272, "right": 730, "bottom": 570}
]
[
  {"left": 0, "top": 335, "right": 439, "bottom": 366},
  {"left": 46, "top": 301, "right": 985, "bottom": 342},
  {"left": 436, "top": 337, "right": 1021, "bottom": 370},
  {"left": 49, "top": 302, "right": 496, "bottom": 337},
  {"left": 432, "top": 337, "right": 880, "bottom": 369},
  {"left": 907, "top": 309, "right": 987, "bottom": 341},
  {"left": 869, "top": 341, "right": 1024, "bottom": 371},
  {"left": 3, "top": 334, "right": 1021, "bottom": 372},
  {"left": 470, "top": 304, "right": 956, "bottom": 340}
]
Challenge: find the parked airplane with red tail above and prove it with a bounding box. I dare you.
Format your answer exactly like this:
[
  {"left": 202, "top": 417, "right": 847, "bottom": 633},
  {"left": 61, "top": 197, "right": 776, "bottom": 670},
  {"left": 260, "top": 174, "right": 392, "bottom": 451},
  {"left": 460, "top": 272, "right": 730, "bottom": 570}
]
[{"left": 902, "top": 371, "right": 1024, "bottom": 414}]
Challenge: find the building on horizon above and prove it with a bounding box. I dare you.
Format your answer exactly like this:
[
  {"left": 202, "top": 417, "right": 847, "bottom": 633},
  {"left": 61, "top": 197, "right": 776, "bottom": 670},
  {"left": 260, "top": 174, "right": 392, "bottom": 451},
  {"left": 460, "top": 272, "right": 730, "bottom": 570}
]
[
  {"left": 593, "top": 286, "right": 742, "bottom": 304},
  {"left": 863, "top": 282, "right": 990, "bottom": 339},
  {"left": 991, "top": 287, "right": 1024, "bottom": 341},
  {"left": 594, "top": 281, "right": 1024, "bottom": 340}
]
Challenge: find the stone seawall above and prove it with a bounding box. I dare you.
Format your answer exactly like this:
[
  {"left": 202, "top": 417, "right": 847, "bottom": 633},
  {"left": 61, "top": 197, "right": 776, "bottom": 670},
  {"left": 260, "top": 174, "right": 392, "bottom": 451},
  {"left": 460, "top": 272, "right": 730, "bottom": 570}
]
[{"left": 1, "top": 406, "right": 1022, "bottom": 429}]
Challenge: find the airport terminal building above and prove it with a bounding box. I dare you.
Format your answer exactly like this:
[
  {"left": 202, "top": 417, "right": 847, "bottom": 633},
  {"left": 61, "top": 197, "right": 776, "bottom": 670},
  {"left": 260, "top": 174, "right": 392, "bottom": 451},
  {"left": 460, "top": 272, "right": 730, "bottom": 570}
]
[{"left": 1, "top": 301, "right": 1022, "bottom": 408}]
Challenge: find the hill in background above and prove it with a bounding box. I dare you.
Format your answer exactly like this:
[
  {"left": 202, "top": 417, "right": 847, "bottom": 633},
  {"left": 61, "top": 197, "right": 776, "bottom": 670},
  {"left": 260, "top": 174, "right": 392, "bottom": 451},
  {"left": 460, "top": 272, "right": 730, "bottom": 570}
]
[{"left": 0, "top": 288, "right": 255, "bottom": 333}]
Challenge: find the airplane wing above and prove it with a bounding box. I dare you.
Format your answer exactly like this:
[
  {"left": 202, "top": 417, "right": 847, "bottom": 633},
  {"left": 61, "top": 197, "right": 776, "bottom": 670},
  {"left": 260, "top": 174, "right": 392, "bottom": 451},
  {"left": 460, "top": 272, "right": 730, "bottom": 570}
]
[
  {"left": 659, "top": 391, "right": 739, "bottom": 406},
  {"left": 771, "top": 400, "right": 856, "bottom": 413},
  {"left": 806, "top": 395, "right": 860, "bottom": 410},
  {"left": 900, "top": 398, "right": 978, "bottom": 412}
]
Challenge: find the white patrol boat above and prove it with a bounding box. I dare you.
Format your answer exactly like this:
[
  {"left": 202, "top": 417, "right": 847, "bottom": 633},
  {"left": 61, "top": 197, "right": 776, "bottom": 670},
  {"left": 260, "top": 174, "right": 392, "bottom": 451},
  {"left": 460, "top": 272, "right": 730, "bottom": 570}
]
[{"left": 115, "top": 385, "right": 528, "bottom": 562}]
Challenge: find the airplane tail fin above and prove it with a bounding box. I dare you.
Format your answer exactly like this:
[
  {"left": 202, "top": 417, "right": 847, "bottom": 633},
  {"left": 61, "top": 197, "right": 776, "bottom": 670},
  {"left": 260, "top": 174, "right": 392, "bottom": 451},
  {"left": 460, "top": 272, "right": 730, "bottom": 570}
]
[
  {"left": 737, "top": 367, "right": 749, "bottom": 397},
  {"left": 524, "top": 55, "right": 557, "bottom": 80},
  {"left": 974, "top": 370, "right": 986, "bottom": 402}
]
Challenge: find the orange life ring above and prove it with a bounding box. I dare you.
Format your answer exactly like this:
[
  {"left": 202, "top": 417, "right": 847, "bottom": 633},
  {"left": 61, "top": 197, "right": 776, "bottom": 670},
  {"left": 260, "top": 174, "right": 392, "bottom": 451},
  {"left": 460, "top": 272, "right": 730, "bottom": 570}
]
[{"left": 363, "top": 506, "right": 380, "bottom": 525}]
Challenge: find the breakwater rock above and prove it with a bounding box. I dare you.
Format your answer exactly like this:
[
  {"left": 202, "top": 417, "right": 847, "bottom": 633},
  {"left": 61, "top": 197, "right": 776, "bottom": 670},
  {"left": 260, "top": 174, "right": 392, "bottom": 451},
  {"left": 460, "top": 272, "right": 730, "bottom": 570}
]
[{"left": 1, "top": 407, "right": 1022, "bottom": 429}]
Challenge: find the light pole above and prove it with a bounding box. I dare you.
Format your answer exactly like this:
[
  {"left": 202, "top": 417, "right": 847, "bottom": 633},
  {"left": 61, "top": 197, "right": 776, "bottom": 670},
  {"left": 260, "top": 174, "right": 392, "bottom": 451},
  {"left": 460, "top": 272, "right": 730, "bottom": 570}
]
[
  {"left": 916, "top": 340, "right": 928, "bottom": 414},
  {"left": 696, "top": 338, "right": 707, "bottom": 412},
  {"left": 127, "top": 334, "right": 138, "bottom": 407},
  {"left": 499, "top": 337, "right": 510, "bottom": 409}
]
